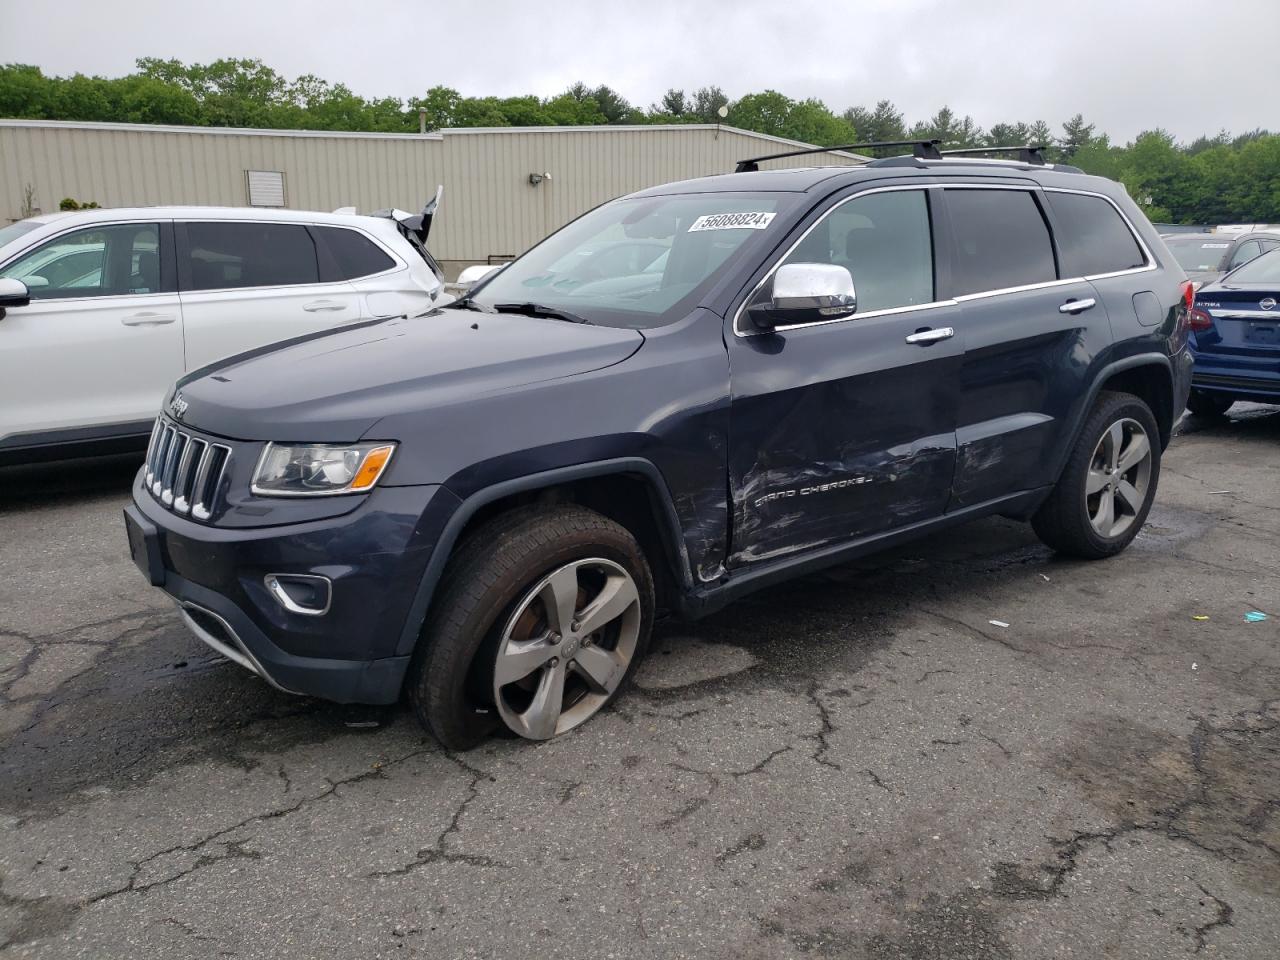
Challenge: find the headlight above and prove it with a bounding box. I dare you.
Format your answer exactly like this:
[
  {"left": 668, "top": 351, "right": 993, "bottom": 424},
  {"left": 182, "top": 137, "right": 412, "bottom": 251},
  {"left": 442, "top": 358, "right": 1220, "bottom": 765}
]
[{"left": 251, "top": 442, "right": 396, "bottom": 497}]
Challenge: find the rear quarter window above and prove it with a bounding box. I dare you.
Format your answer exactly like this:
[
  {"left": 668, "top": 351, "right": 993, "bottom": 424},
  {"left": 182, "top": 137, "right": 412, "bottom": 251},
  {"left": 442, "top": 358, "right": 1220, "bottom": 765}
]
[
  {"left": 315, "top": 226, "right": 396, "bottom": 280},
  {"left": 946, "top": 189, "right": 1057, "bottom": 296},
  {"left": 1047, "top": 192, "right": 1146, "bottom": 277}
]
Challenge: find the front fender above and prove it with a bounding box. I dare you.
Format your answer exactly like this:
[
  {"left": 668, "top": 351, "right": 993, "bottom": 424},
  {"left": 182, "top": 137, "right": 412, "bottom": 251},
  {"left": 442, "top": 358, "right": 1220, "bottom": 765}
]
[{"left": 393, "top": 457, "right": 694, "bottom": 657}]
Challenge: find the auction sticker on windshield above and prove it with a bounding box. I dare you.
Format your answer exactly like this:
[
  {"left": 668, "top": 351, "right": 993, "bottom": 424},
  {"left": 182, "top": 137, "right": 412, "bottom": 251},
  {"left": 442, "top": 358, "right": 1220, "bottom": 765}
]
[{"left": 688, "top": 212, "right": 777, "bottom": 232}]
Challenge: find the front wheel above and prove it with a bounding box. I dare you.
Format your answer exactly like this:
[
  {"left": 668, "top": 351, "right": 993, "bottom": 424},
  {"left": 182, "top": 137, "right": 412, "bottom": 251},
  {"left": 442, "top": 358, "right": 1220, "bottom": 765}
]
[
  {"left": 407, "top": 505, "right": 654, "bottom": 750},
  {"left": 1032, "top": 391, "right": 1161, "bottom": 559}
]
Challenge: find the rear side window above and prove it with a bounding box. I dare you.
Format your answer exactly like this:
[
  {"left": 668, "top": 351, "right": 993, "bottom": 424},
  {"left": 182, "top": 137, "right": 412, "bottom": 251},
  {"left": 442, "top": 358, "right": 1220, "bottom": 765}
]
[
  {"left": 315, "top": 226, "right": 395, "bottom": 280},
  {"left": 1047, "top": 192, "right": 1146, "bottom": 276},
  {"left": 183, "top": 222, "right": 318, "bottom": 291},
  {"left": 946, "top": 189, "right": 1057, "bottom": 296}
]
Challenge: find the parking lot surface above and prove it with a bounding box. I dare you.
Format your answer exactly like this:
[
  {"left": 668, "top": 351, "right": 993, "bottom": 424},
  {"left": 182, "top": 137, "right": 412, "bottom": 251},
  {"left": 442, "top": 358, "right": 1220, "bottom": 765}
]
[{"left": 1, "top": 408, "right": 1278, "bottom": 959}]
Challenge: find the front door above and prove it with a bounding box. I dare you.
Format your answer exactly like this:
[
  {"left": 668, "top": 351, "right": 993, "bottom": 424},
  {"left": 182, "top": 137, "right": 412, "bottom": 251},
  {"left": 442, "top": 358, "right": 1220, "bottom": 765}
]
[
  {"left": 0, "top": 221, "right": 183, "bottom": 446},
  {"left": 726, "top": 186, "right": 964, "bottom": 567}
]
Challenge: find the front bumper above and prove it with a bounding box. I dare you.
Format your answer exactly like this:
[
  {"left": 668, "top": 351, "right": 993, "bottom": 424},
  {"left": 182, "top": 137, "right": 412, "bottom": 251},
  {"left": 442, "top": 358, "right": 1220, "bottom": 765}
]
[{"left": 126, "top": 471, "right": 459, "bottom": 703}]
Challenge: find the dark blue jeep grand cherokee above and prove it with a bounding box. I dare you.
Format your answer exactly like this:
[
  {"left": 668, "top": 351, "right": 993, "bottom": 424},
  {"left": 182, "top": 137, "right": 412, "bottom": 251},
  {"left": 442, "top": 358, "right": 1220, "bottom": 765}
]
[{"left": 125, "top": 144, "right": 1193, "bottom": 749}]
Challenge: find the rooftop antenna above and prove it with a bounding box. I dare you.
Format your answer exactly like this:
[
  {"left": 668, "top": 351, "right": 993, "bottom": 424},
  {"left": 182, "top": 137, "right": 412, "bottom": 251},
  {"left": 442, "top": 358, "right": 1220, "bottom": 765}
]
[{"left": 716, "top": 104, "right": 728, "bottom": 139}]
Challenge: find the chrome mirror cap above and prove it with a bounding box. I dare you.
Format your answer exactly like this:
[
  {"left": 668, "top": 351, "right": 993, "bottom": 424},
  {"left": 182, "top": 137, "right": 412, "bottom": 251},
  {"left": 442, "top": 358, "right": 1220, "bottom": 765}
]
[{"left": 747, "top": 262, "right": 857, "bottom": 332}]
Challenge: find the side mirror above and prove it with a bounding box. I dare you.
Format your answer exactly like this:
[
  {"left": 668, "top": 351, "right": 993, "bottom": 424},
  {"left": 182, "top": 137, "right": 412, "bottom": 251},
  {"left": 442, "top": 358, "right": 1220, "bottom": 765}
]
[
  {"left": 0, "top": 277, "right": 30, "bottom": 320},
  {"left": 746, "top": 262, "right": 857, "bottom": 332},
  {"left": 445, "top": 263, "right": 505, "bottom": 297}
]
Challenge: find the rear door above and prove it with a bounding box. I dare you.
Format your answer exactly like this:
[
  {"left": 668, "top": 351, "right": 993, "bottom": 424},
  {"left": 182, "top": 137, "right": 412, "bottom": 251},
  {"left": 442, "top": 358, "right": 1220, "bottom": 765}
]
[
  {"left": 941, "top": 185, "right": 1110, "bottom": 510},
  {"left": 176, "top": 221, "right": 362, "bottom": 370},
  {"left": 0, "top": 220, "right": 182, "bottom": 445},
  {"left": 726, "top": 185, "right": 965, "bottom": 566}
]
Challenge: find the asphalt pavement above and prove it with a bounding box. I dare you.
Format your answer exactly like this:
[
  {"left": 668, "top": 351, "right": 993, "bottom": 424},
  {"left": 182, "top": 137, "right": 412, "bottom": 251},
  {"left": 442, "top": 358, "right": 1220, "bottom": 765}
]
[{"left": 1, "top": 407, "right": 1277, "bottom": 959}]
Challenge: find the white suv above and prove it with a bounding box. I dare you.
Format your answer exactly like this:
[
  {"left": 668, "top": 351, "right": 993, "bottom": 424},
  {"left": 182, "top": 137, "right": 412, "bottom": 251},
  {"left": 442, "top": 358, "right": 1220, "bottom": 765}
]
[{"left": 0, "top": 205, "right": 446, "bottom": 463}]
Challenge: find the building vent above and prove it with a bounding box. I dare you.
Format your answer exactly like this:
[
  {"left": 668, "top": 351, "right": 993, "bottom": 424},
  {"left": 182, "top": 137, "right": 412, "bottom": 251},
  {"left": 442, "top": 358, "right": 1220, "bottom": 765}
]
[{"left": 246, "top": 170, "right": 286, "bottom": 207}]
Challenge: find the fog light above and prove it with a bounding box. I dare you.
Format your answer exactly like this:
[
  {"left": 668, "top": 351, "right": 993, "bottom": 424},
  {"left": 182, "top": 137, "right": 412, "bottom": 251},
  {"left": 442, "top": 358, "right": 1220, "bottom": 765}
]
[{"left": 264, "top": 574, "right": 332, "bottom": 616}]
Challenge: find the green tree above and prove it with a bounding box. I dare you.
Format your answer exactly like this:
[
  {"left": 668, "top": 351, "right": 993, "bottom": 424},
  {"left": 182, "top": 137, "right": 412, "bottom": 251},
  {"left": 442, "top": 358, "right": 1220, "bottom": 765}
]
[
  {"left": 727, "top": 91, "right": 854, "bottom": 145},
  {"left": 1059, "top": 113, "right": 1098, "bottom": 159},
  {"left": 659, "top": 88, "right": 687, "bottom": 116},
  {"left": 841, "top": 100, "right": 905, "bottom": 142},
  {"left": 691, "top": 86, "right": 729, "bottom": 123},
  {"left": 909, "top": 106, "right": 983, "bottom": 147}
]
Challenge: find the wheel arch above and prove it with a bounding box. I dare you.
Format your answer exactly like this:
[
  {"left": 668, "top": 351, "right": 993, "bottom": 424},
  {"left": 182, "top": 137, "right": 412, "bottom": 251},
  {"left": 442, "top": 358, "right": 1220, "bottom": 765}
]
[
  {"left": 394, "top": 458, "right": 694, "bottom": 657},
  {"left": 1052, "top": 354, "right": 1174, "bottom": 487}
]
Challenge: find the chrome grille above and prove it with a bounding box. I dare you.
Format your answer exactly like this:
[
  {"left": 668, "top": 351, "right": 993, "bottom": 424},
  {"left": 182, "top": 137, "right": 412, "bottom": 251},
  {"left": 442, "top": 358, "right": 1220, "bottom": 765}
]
[{"left": 143, "top": 418, "right": 231, "bottom": 522}]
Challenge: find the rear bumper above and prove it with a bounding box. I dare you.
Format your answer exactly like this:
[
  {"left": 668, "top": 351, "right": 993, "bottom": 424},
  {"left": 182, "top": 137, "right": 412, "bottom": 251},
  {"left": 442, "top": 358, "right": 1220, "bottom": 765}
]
[
  {"left": 126, "top": 472, "right": 459, "bottom": 704},
  {"left": 1189, "top": 349, "right": 1280, "bottom": 401}
]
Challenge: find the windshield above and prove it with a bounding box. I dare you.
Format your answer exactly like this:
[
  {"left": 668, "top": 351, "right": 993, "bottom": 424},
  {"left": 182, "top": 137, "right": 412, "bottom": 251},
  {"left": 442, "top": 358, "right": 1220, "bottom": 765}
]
[
  {"left": 1225, "top": 248, "right": 1280, "bottom": 284},
  {"left": 467, "top": 192, "right": 796, "bottom": 327},
  {"left": 0, "top": 220, "right": 40, "bottom": 253},
  {"left": 1167, "top": 237, "right": 1231, "bottom": 272}
]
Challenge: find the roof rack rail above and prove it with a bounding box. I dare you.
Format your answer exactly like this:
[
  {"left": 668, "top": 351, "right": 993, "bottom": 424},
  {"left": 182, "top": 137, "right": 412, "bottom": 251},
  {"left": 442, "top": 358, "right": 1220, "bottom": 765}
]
[
  {"left": 938, "top": 145, "right": 1048, "bottom": 166},
  {"left": 734, "top": 139, "right": 942, "bottom": 173}
]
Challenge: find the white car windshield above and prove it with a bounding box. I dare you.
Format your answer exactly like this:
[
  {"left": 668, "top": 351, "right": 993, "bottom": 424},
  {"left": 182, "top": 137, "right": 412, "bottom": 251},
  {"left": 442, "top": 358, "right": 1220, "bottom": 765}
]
[{"left": 467, "top": 192, "right": 796, "bottom": 327}]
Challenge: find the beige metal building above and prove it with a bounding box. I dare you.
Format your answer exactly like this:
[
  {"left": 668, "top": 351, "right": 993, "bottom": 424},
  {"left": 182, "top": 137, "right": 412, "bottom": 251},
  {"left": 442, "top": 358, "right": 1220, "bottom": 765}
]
[{"left": 0, "top": 119, "right": 863, "bottom": 274}]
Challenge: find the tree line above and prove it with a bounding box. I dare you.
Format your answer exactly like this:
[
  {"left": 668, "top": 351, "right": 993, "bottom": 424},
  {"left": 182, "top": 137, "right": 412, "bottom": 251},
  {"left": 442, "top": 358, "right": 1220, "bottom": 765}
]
[{"left": 2, "top": 59, "right": 1277, "bottom": 223}]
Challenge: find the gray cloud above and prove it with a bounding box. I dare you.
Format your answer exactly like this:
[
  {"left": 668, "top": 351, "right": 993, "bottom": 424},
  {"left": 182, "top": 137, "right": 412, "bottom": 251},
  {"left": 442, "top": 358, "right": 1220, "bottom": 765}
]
[{"left": 2, "top": 0, "right": 1275, "bottom": 142}]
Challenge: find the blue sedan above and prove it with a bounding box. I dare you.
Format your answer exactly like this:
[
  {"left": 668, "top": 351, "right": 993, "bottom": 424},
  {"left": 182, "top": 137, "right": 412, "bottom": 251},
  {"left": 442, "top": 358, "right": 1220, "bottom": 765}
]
[{"left": 1188, "top": 248, "right": 1280, "bottom": 416}]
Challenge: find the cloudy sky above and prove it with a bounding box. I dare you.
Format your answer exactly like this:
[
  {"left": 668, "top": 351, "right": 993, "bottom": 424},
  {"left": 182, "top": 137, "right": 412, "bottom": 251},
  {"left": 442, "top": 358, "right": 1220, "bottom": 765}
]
[{"left": 2, "top": 0, "right": 1275, "bottom": 142}]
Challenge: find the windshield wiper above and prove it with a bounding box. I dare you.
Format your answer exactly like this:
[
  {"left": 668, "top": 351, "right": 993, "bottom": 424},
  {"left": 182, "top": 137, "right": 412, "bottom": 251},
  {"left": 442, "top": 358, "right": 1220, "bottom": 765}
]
[
  {"left": 493, "top": 302, "right": 591, "bottom": 324},
  {"left": 445, "top": 296, "right": 493, "bottom": 313}
]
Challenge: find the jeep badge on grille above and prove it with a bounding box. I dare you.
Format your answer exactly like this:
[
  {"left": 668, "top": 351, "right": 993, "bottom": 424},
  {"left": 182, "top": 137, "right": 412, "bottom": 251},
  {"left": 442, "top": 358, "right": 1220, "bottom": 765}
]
[{"left": 169, "top": 393, "right": 189, "bottom": 419}]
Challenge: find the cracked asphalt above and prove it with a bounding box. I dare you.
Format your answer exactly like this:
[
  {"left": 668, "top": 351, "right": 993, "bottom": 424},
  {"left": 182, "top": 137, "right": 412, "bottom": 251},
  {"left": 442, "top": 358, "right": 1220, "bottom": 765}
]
[{"left": 1, "top": 406, "right": 1278, "bottom": 959}]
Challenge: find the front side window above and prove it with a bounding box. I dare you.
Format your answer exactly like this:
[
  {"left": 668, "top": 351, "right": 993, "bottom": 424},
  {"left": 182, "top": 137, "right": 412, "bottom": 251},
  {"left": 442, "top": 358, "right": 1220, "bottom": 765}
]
[
  {"left": 775, "top": 189, "right": 934, "bottom": 314},
  {"left": 183, "top": 222, "right": 319, "bottom": 291},
  {"left": 469, "top": 192, "right": 796, "bottom": 327},
  {"left": 1047, "top": 192, "right": 1146, "bottom": 277},
  {"left": 947, "top": 189, "right": 1057, "bottom": 296},
  {"left": 0, "top": 223, "right": 161, "bottom": 299}
]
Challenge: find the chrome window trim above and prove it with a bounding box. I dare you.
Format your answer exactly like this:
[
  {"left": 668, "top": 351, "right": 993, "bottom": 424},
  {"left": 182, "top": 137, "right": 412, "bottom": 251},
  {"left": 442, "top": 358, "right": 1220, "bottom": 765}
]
[{"left": 732, "top": 182, "right": 1159, "bottom": 337}]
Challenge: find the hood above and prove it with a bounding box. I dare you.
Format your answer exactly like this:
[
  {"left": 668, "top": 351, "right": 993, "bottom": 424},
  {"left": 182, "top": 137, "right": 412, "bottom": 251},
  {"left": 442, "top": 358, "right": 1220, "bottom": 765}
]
[{"left": 171, "top": 310, "right": 644, "bottom": 441}]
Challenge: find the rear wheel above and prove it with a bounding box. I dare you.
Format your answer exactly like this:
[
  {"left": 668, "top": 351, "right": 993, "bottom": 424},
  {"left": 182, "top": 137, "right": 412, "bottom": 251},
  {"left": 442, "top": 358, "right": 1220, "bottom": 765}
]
[
  {"left": 407, "top": 505, "right": 654, "bottom": 750},
  {"left": 1032, "top": 391, "right": 1161, "bottom": 559},
  {"left": 1186, "top": 389, "right": 1234, "bottom": 419}
]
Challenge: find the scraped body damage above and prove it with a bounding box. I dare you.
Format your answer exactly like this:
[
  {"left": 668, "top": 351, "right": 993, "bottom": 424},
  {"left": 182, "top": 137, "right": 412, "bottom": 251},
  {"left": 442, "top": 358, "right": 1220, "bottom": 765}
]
[{"left": 726, "top": 306, "right": 966, "bottom": 567}]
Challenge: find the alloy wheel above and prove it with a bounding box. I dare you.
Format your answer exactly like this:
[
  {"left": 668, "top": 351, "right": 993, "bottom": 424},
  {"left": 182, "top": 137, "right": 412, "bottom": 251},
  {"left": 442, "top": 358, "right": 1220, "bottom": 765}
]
[
  {"left": 492, "top": 557, "right": 641, "bottom": 740},
  {"left": 1085, "top": 417, "right": 1152, "bottom": 539}
]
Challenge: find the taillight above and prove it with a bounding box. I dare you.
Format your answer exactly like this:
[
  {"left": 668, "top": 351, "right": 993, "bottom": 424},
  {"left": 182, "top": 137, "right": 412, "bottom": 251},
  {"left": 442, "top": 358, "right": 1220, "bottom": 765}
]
[
  {"left": 1189, "top": 307, "right": 1214, "bottom": 332},
  {"left": 1181, "top": 280, "right": 1195, "bottom": 311}
]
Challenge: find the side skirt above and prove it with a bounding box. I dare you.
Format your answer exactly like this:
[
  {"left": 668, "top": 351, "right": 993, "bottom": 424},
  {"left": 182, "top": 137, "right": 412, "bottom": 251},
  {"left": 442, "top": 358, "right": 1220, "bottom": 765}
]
[{"left": 681, "top": 486, "right": 1052, "bottom": 619}]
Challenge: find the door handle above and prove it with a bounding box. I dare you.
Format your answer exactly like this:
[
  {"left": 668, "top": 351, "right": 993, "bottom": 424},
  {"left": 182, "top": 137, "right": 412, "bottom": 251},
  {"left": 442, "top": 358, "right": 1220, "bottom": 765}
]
[
  {"left": 904, "top": 326, "right": 955, "bottom": 345},
  {"left": 303, "top": 300, "right": 348, "bottom": 313},
  {"left": 1059, "top": 298, "right": 1096, "bottom": 314},
  {"left": 121, "top": 312, "right": 177, "bottom": 326}
]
